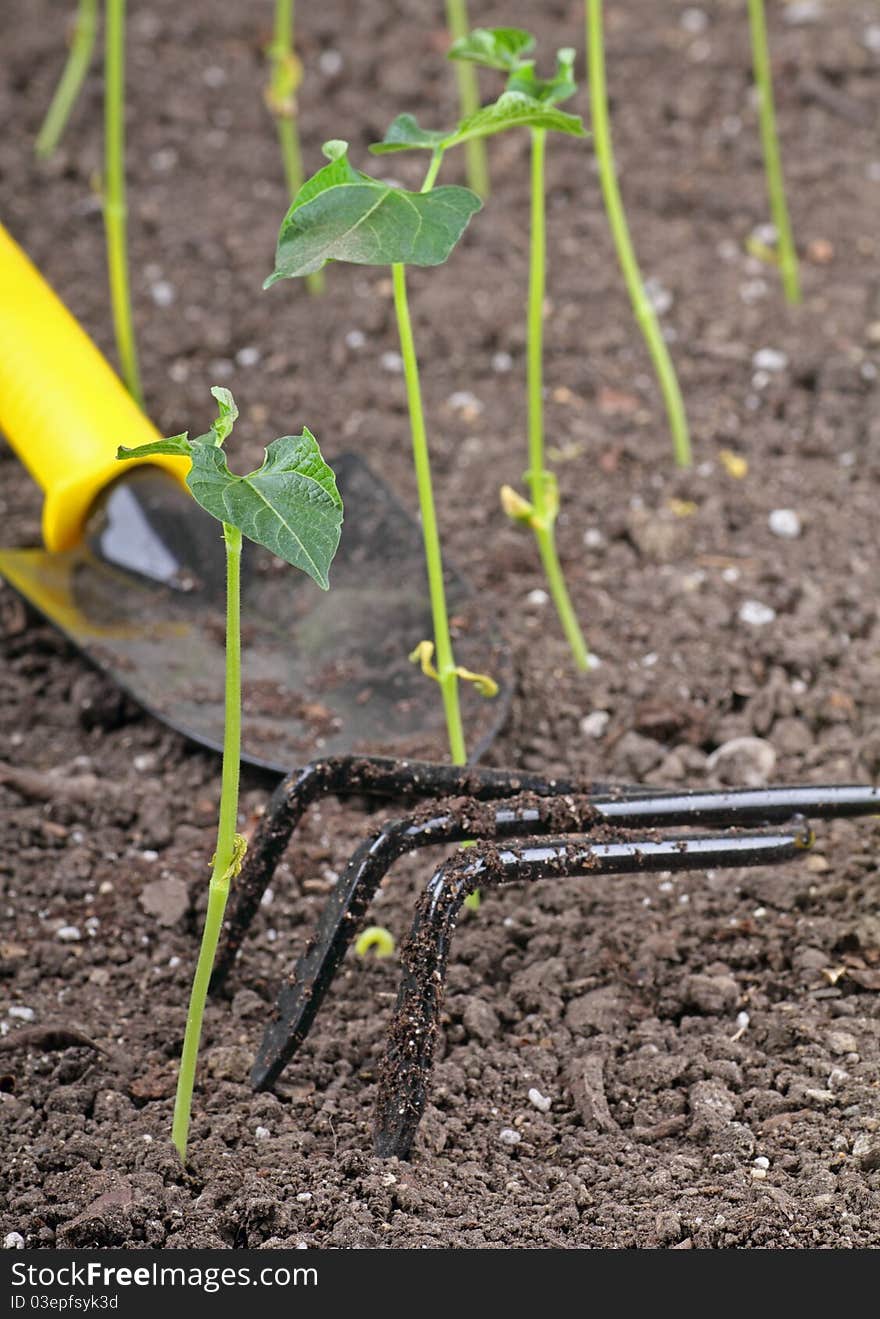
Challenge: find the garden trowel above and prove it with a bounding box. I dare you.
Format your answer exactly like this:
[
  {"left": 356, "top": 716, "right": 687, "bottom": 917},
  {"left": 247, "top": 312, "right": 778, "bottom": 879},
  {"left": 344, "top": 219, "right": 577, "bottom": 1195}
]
[{"left": 0, "top": 224, "right": 511, "bottom": 772}]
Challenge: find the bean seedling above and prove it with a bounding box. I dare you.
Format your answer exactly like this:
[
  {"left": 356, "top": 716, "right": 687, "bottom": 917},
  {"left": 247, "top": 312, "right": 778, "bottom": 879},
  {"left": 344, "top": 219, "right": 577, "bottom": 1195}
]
[
  {"left": 747, "top": 0, "right": 800, "bottom": 305},
  {"left": 585, "top": 0, "right": 691, "bottom": 468},
  {"left": 264, "top": 139, "right": 497, "bottom": 765},
  {"left": 117, "top": 386, "right": 342, "bottom": 1162},
  {"left": 103, "top": 0, "right": 141, "bottom": 405},
  {"left": 265, "top": 0, "right": 323, "bottom": 296},
  {"left": 35, "top": 0, "right": 98, "bottom": 159},
  {"left": 447, "top": 28, "right": 590, "bottom": 669}
]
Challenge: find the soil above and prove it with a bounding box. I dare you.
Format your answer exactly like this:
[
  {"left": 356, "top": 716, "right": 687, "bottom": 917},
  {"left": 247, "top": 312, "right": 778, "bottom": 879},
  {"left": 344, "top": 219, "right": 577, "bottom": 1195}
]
[{"left": 2, "top": 0, "right": 880, "bottom": 1250}]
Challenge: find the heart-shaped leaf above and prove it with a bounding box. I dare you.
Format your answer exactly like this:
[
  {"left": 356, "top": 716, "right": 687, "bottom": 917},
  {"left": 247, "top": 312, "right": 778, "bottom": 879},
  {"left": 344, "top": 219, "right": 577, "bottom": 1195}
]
[
  {"left": 187, "top": 432, "right": 342, "bottom": 589},
  {"left": 448, "top": 27, "right": 535, "bottom": 71},
  {"left": 117, "top": 389, "right": 342, "bottom": 590},
  {"left": 264, "top": 140, "right": 481, "bottom": 283}
]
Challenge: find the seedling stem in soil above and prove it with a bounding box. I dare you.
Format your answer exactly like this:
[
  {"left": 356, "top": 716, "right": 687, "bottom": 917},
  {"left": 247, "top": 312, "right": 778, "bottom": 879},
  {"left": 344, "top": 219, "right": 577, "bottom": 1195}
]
[
  {"left": 585, "top": 0, "right": 691, "bottom": 468},
  {"left": 104, "top": 0, "right": 141, "bottom": 405},
  {"left": 747, "top": 0, "right": 800, "bottom": 305},
  {"left": 445, "top": 0, "right": 489, "bottom": 197},
  {"left": 267, "top": 0, "right": 323, "bottom": 296},
  {"left": 117, "top": 386, "right": 342, "bottom": 1162},
  {"left": 35, "top": 0, "right": 98, "bottom": 159}
]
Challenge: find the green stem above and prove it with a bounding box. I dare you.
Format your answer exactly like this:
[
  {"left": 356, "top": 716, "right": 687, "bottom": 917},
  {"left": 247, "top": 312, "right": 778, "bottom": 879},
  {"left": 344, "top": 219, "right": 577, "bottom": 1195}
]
[
  {"left": 171, "top": 522, "right": 242, "bottom": 1164},
  {"left": 527, "top": 128, "right": 589, "bottom": 671},
  {"left": 270, "top": 0, "right": 322, "bottom": 294},
  {"left": 35, "top": 0, "right": 98, "bottom": 159},
  {"left": 748, "top": 0, "right": 800, "bottom": 306},
  {"left": 445, "top": 0, "right": 488, "bottom": 197},
  {"left": 585, "top": 0, "right": 691, "bottom": 469},
  {"left": 392, "top": 262, "right": 466, "bottom": 766},
  {"left": 103, "top": 0, "right": 141, "bottom": 405}
]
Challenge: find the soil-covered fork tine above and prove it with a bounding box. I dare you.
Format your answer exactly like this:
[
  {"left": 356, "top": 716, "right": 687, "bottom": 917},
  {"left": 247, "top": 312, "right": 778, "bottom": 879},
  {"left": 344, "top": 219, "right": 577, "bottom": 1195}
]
[
  {"left": 212, "top": 755, "right": 616, "bottom": 991},
  {"left": 592, "top": 782, "right": 880, "bottom": 827},
  {"left": 373, "top": 822, "right": 813, "bottom": 1160}
]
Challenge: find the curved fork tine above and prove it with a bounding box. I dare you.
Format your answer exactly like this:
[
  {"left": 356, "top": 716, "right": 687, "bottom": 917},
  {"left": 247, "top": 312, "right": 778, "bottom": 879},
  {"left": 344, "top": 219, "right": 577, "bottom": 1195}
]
[
  {"left": 373, "top": 824, "right": 812, "bottom": 1160},
  {"left": 593, "top": 783, "right": 880, "bottom": 826}
]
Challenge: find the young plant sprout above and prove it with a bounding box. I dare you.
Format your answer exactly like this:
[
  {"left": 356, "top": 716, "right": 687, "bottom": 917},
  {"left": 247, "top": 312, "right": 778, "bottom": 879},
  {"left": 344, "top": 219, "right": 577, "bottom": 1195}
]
[
  {"left": 265, "top": 0, "right": 323, "bottom": 295},
  {"left": 585, "top": 0, "right": 691, "bottom": 468},
  {"left": 444, "top": 0, "right": 489, "bottom": 197},
  {"left": 104, "top": 0, "right": 141, "bottom": 404},
  {"left": 35, "top": 0, "right": 98, "bottom": 159},
  {"left": 117, "top": 386, "right": 342, "bottom": 1163},
  {"left": 264, "top": 139, "right": 497, "bottom": 765},
  {"left": 354, "top": 926, "right": 395, "bottom": 959},
  {"left": 372, "top": 33, "right": 589, "bottom": 668},
  {"left": 747, "top": 0, "right": 800, "bottom": 305},
  {"left": 448, "top": 29, "right": 590, "bottom": 670}
]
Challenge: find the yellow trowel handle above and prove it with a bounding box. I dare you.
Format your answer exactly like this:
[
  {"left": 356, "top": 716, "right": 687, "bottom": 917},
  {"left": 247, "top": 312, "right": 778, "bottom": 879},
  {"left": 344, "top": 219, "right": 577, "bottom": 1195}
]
[{"left": 0, "top": 222, "right": 188, "bottom": 552}]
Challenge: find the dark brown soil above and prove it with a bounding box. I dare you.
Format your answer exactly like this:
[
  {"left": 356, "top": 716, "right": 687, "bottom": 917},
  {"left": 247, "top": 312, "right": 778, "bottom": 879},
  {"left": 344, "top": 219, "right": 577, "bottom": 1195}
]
[{"left": 2, "top": 0, "right": 880, "bottom": 1249}]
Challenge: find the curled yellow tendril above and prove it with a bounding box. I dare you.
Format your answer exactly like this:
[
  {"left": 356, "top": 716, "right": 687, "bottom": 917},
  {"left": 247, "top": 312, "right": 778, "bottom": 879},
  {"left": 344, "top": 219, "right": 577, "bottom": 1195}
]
[
  {"left": 409, "top": 640, "right": 498, "bottom": 698},
  {"left": 355, "top": 925, "right": 395, "bottom": 959}
]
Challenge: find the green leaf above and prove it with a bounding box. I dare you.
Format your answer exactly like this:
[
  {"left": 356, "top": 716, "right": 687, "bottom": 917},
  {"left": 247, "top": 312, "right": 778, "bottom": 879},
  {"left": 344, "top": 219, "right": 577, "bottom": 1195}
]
[
  {"left": 447, "top": 91, "right": 585, "bottom": 148},
  {"left": 208, "top": 386, "right": 238, "bottom": 446},
  {"left": 448, "top": 27, "right": 535, "bottom": 72},
  {"left": 369, "top": 114, "right": 451, "bottom": 155},
  {"left": 264, "top": 142, "right": 481, "bottom": 283},
  {"left": 117, "top": 433, "right": 193, "bottom": 461},
  {"left": 187, "top": 430, "right": 342, "bottom": 589},
  {"left": 506, "top": 48, "right": 577, "bottom": 106},
  {"left": 117, "top": 389, "right": 343, "bottom": 590}
]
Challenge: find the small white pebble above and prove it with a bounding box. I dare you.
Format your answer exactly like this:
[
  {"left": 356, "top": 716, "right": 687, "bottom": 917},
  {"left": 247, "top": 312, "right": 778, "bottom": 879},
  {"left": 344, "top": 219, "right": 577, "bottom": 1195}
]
[
  {"left": 381, "top": 351, "right": 403, "bottom": 373},
  {"left": 527, "top": 588, "right": 549, "bottom": 606},
  {"left": 658, "top": 880, "right": 674, "bottom": 893},
  {"left": 150, "top": 147, "right": 178, "bottom": 172},
  {"left": 740, "top": 278, "right": 769, "bottom": 305},
  {"left": 84, "top": 917, "right": 100, "bottom": 937},
  {"left": 678, "top": 893, "right": 690, "bottom": 905},
  {"left": 736, "top": 1011, "right": 751, "bottom": 1032},
  {"left": 499, "top": 1127, "right": 522, "bottom": 1146},
  {"left": 752, "top": 347, "right": 788, "bottom": 373},
  {"left": 680, "top": 8, "right": 709, "bottom": 34},
  {"left": 319, "top": 49, "right": 343, "bottom": 75},
  {"left": 202, "top": 65, "right": 227, "bottom": 88},
  {"left": 867, "top": 162, "right": 880, "bottom": 183},
  {"left": 235, "top": 346, "right": 261, "bottom": 368},
  {"left": 255, "top": 1126, "right": 271, "bottom": 1140},
  {"left": 150, "top": 281, "right": 175, "bottom": 308},
  {"left": 863, "top": 24, "right": 880, "bottom": 53},
  {"left": 208, "top": 358, "right": 234, "bottom": 380},
  {"left": 643, "top": 277, "right": 673, "bottom": 316},
  {"left": 266, "top": 929, "right": 278, "bottom": 943},
  {"left": 528, "top": 1088, "right": 551, "bottom": 1113},
  {"left": 839, "top": 451, "right": 856, "bottom": 467},
  {"left": 56, "top": 925, "right": 81, "bottom": 943},
  {"left": 583, "top": 527, "right": 604, "bottom": 549},
  {"left": 751, "top": 223, "right": 778, "bottom": 247},
  {"left": 739, "top": 600, "right": 776, "bottom": 627},
  {"left": 785, "top": 1, "right": 823, "bottom": 24},
  {"left": 580, "top": 710, "right": 610, "bottom": 739},
  {"left": 345, "top": 329, "right": 366, "bottom": 350},
  {"left": 3, "top": 1233, "right": 25, "bottom": 1250},
  {"left": 169, "top": 359, "right": 189, "bottom": 384},
  {"left": 768, "top": 508, "right": 801, "bottom": 539},
  {"left": 642, "top": 652, "right": 659, "bottom": 667},
  {"left": 751, "top": 1166, "right": 768, "bottom": 1180},
  {"left": 447, "top": 390, "right": 483, "bottom": 415},
  {"left": 141, "top": 849, "right": 159, "bottom": 863},
  {"left": 491, "top": 350, "right": 513, "bottom": 373},
  {"left": 722, "top": 566, "right": 740, "bottom": 584},
  {"left": 8, "top": 1006, "right": 35, "bottom": 1022},
  {"left": 586, "top": 653, "right": 602, "bottom": 671},
  {"left": 754, "top": 1156, "right": 770, "bottom": 1170},
  {"left": 261, "top": 887, "right": 274, "bottom": 908},
  {"left": 296, "top": 1192, "right": 312, "bottom": 1202},
  {"left": 133, "top": 753, "right": 156, "bottom": 773},
  {"left": 143, "top": 1134, "right": 153, "bottom": 1143},
  {"left": 168, "top": 956, "right": 181, "bottom": 969}
]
